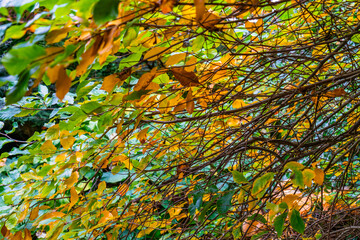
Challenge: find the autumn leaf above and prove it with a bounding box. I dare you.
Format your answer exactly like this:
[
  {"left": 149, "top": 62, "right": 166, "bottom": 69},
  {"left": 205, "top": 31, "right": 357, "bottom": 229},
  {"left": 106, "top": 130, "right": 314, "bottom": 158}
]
[
  {"left": 194, "top": 0, "right": 206, "bottom": 22},
  {"left": 144, "top": 46, "right": 168, "bottom": 61},
  {"left": 171, "top": 68, "right": 200, "bottom": 87},
  {"left": 160, "top": 0, "right": 177, "bottom": 14},
  {"left": 186, "top": 88, "right": 195, "bottom": 114},
  {"left": 64, "top": 171, "right": 79, "bottom": 189},
  {"left": 324, "top": 88, "right": 346, "bottom": 98}
]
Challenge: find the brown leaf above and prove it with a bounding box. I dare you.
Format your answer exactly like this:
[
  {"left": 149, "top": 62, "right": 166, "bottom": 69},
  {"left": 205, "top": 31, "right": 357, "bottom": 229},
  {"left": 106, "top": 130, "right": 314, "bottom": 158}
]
[
  {"left": 171, "top": 68, "right": 200, "bottom": 87},
  {"left": 324, "top": 88, "right": 346, "bottom": 98},
  {"left": 194, "top": 0, "right": 206, "bottom": 22},
  {"left": 29, "top": 206, "right": 39, "bottom": 221},
  {"left": 55, "top": 66, "right": 72, "bottom": 101},
  {"left": 200, "top": 11, "right": 221, "bottom": 30},
  {"left": 163, "top": 26, "right": 181, "bottom": 40},
  {"left": 134, "top": 68, "right": 157, "bottom": 91},
  {"left": 186, "top": 88, "right": 194, "bottom": 114}
]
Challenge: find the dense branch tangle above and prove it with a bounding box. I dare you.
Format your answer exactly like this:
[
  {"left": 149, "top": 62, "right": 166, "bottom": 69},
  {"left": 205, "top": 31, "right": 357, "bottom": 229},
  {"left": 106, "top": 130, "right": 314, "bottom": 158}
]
[{"left": 1, "top": 0, "right": 360, "bottom": 239}]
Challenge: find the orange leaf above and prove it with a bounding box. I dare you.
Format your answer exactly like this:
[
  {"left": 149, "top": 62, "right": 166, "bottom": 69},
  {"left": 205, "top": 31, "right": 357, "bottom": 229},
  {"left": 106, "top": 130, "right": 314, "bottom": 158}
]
[
  {"left": 98, "top": 28, "right": 116, "bottom": 65},
  {"left": 245, "top": 19, "right": 263, "bottom": 34},
  {"left": 55, "top": 65, "right": 72, "bottom": 101},
  {"left": 64, "top": 171, "right": 79, "bottom": 188},
  {"left": 163, "top": 26, "right": 181, "bottom": 40},
  {"left": 194, "top": 0, "right": 206, "bottom": 22},
  {"left": 101, "top": 74, "right": 120, "bottom": 93},
  {"left": 314, "top": 168, "right": 324, "bottom": 185},
  {"left": 98, "top": 210, "right": 113, "bottom": 225},
  {"left": 24, "top": 229, "right": 32, "bottom": 240},
  {"left": 134, "top": 68, "right": 157, "bottom": 91},
  {"left": 60, "top": 136, "right": 76, "bottom": 150},
  {"left": 101, "top": 69, "right": 131, "bottom": 92},
  {"left": 160, "top": 0, "right": 176, "bottom": 14},
  {"left": 76, "top": 36, "right": 103, "bottom": 76},
  {"left": 144, "top": 47, "right": 168, "bottom": 61},
  {"left": 165, "top": 53, "right": 186, "bottom": 66},
  {"left": 117, "top": 183, "right": 129, "bottom": 196},
  {"left": 171, "top": 68, "right": 200, "bottom": 87}
]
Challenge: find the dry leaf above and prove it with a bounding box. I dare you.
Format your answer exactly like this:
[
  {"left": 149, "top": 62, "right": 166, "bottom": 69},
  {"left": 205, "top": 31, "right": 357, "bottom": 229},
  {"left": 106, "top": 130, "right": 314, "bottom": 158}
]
[
  {"left": 200, "top": 11, "right": 221, "bottom": 30},
  {"left": 163, "top": 26, "right": 181, "bottom": 40},
  {"left": 134, "top": 68, "right": 157, "bottom": 91},
  {"left": 324, "top": 88, "right": 345, "bottom": 98},
  {"left": 186, "top": 88, "right": 194, "bottom": 114},
  {"left": 194, "top": 0, "right": 206, "bottom": 22},
  {"left": 171, "top": 68, "right": 200, "bottom": 87}
]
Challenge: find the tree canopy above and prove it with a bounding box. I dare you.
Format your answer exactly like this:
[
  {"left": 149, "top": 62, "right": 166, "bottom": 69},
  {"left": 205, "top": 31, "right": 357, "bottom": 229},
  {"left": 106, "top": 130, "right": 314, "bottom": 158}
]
[{"left": 1, "top": 0, "right": 360, "bottom": 239}]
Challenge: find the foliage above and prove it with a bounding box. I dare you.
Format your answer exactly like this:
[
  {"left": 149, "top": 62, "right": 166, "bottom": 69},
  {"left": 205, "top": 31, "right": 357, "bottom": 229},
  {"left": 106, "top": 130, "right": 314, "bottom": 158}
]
[{"left": 1, "top": 0, "right": 360, "bottom": 239}]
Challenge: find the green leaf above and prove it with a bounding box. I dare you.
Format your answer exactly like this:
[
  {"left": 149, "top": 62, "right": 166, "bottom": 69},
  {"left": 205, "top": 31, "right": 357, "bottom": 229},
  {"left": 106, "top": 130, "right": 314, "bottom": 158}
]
[
  {"left": 101, "top": 172, "right": 127, "bottom": 183},
  {"left": 292, "top": 169, "right": 304, "bottom": 188},
  {"left": 198, "top": 198, "right": 217, "bottom": 222},
  {"left": 284, "top": 161, "right": 304, "bottom": 171},
  {"left": 123, "top": 28, "right": 138, "bottom": 47},
  {"left": 93, "top": 0, "right": 119, "bottom": 26},
  {"left": 2, "top": 24, "right": 26, "bottom": 43},
  {"left": 1, "top": 45, "right": 45, "bottom": 76},
  {"left": 251, "top": 172, "right": 274, "bottom": 196},
  {"left": 231, "top": 170, "right": 248, "bottom": 184},
  {"left": 81, "top": 101, "right": 102, "bottom": 114},
  {"left": 124, "top": 90, "right": 151, "bottom": 100},
  {"left": 6, "top": 70, "right": 30, "bottom": 105},
  {"left": 248, "top": 213, "right": 267, "bottom": 224},
  {"left": 274, "top": 210, "right": 288, "bottom": 237},
  {"left": 290, "top": 209, "right": 305, "bottom": 234},
  {"left": 5, "top": 214, "right": 17, "bottom": 230},
  {"left": 217, "top": 191, "right": 234, "bottom": 215}
]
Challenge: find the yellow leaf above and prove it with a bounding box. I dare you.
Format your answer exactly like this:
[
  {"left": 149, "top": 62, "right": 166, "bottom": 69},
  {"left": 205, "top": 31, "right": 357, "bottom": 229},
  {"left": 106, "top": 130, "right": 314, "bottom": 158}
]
[
  {"left": 60, "top": 136, "right": 76, "bottom": 150},
  {"left": 200, "top": 11, "right": 221, "bottom": 30},
  {"left": 18, "top": 202, "right": 30, "bottom": 222},
  {"left": 144, "top": 47, "right": 167, "bottom": 61},
  {"left": 64, "top": 171, "right": 79, "bottom": 189},
  {"left": 165, "top": 53, "right": 186, "bottom": 66},
  {"left": 233, "top": 99, "right": 245, "bottom": 108},
  {"left": 134, "top": 68, "right": 157, "bottom": 91},
  {"left": 314, "top": 168, "right": 324, "bottom": 185},
  {"left": 68, "top": 187, "right": 79, "bottom": 210},
  {"left": 40, "top": 140, "right": 57, "bottom": 153}
]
